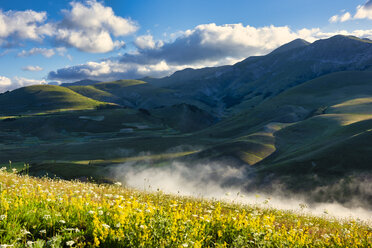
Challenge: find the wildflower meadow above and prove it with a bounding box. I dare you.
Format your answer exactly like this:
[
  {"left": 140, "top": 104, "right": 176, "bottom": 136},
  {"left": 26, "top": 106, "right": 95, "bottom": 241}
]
[{"left": 0, "top": 168, "right": 371, "bottom": 247}]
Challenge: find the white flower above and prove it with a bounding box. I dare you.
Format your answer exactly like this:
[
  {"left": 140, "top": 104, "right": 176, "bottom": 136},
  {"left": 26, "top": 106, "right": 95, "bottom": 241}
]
[
  {"left": 98, "top": 210, "right": 103, "bottom": 215},
  {"left": 102, "top": 224, "right": 110, "bottom": 229},
  {"left": 66, "top": 240, "right": 75, "bottom": 246},
  {"left": 43, "top": 215, "right": 51, "bottom": 220},
  {"left": 114, "top": 182, "right": 122, "bottom": 186},
  {"left": 115, "top": 223, "right": 121, "bottom": 228},
  {"left": 39, "top": 229, "right": 46, "bottom": 234},
  {"left": 20, "top": 229, "right": 31, "bottom": 235},
  {"left": 0, "top": 215, "right": 7, "bottom": 220},
  {"left": 59, "top": 220, "right": 66, "bottom": 224},
  {"left": 182, "top": 244, "right": 189, "bottom": 247},
  {"left": 88, "top": 210, "right": 94, "bottom": 215}
]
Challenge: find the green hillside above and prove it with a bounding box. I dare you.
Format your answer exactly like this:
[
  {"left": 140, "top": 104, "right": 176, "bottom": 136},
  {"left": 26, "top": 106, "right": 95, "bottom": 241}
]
[
  {"left": 0, "top": 85, "right": 111, "bottom": 115},
  {"left": 68, "top": 85, "right": 115, "bottom": 102}
]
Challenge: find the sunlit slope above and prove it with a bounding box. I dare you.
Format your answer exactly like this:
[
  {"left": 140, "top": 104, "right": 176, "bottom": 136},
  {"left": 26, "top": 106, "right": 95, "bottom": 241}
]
[
  {"left": 0, "top": 85, "right": 110, "bottom": 115},
  {"left": 201, "top": 71, "right": 372, "bottom": 137},
  {"left": 68, "top": 85, "right": 115, "bottom": 102},
  {"left": 67, "top": 80, "right": 147, "bottom": 105},
  {"left": 191, "top": 71, "right": 372, "bottom": 165}
]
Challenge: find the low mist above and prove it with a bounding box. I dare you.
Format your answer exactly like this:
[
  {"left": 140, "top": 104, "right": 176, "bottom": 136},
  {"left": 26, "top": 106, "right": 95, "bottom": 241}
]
[{"left": 111, "top": 161, "right": 372, "bottom": 222}]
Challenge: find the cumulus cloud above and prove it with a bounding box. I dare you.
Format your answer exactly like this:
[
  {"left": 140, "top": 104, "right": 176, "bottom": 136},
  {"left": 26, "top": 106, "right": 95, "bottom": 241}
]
[
  {"left": 22, "top": 65, "right": 43, "bottom": 71},
  {"left": 355, "top": 0, "right": 372, "bottom": 20},
  {"left": 47, "top": 23, "right": 372, "bottom": 82},
  {"left": 0, "top": 9, "right": 53, "bottom": 46},
  {"left": 18, "top": 47, "right": 55, "bottom": 58},
  {"left": 0, "top": 76, "right": 46, "bottom": 92},
  {"left": 55, "top": 0, "right": 138, "bottom": 53},
  {"left": 48, "top": 59, "right": 187, "bottom": 82},
  {"left": 121, "top": 24, "right": 325, "bottom": 67},
  {"left": 330, "top": 1, "right": 372, "bottom": 23},
  {"left": 134, "top": 35, "right": 162, "bottom": 50},
  {"left": 0, "top": 1, "right": 138, "bottom": 53},
  {"left": 0, "top": 76, "right": 12, "bottom": 87},
  {"left": 329, "top": 12, "right": 352, "bottom": 23}
]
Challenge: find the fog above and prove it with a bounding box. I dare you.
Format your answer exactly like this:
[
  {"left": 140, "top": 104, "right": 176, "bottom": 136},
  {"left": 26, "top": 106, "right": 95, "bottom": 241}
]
[{"left": 112, "top": 161, "right": 372, "bottom": 222}]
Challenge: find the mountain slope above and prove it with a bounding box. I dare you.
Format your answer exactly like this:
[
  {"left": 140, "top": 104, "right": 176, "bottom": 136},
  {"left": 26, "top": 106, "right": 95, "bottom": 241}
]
[
  {"left": 60, "top": 79, "right": 100, "bottom": 87},
  {"left": 0, "top": 85, "right": 110, "bottom": 115},
  {"left": 73, "top": 35, "right": 372, "bottom": 117}
]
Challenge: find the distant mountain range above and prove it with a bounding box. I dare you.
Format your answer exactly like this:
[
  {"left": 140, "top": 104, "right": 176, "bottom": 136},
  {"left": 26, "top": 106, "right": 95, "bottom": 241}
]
[
  {"left": 62, "top": 35, "right": 372, "bottom": 118},
  {"left": 1, "top": 35, "right": 371, "bottom": 207}
]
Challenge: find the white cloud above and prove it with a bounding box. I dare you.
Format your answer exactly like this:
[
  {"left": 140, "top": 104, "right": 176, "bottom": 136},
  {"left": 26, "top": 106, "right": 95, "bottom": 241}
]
[
  {"left": 340, "top": 12, "right": 352, "bottom": 22},
  {"left": 18, "top": 47, "right": 55, "bottom": 58},
  {"left": 329, "top": 15, "right": 339, "bottom": 23},
  {"left": 0, "top": 76, "right": 46, "bottom": 92},
  {"left": 0, "top": 9, "right": 53, "bottom": 45},
  {"left": 48, "top": 59, "right": 187, "bottom": 82},
  {"left": 355, "top": 0, "right": 372, "bottom": 20},
  {"left": 120, "top": 24, "right": 324, "bottom": 66},
  {"left": 56, "top": 0, "right": 138, "bottom": 53},
  {"left": 134, "top": 35, "right": 157, "bottom": 50},
  {"left": 0, "top": 1, "right": 138, "bottom": 53},
  {"left": 328, "top": 12, "right": 352, "bottom": 23},
  {"left": 22, "top": 65, "right": 43, "bottom": 71},
  {"left": 330, "top": 1, "right": 372, "bottom": 23},
  {"left": 0, "top": 76, "right": 12, "bottom": 87}
]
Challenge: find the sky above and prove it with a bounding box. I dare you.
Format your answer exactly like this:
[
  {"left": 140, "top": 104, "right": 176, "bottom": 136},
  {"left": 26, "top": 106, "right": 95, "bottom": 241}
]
[{"left": 0, "top": 0, "right": 371, "bottom": 92}]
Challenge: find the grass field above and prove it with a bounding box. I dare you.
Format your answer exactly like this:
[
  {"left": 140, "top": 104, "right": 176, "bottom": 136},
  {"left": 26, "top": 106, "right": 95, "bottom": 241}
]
[{"left": 0, "top": 170, "right": 371, "bottom": 247}]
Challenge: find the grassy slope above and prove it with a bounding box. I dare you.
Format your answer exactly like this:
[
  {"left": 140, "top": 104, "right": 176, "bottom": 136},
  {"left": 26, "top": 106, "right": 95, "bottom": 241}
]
[
  {"left": 186, "top": 71, "right": 372, "bottom": 167},
  {"left": 0, "top": 171, "right": 370, "bottom": 247},
  {"left": 0, "top": 85, "right": 110, "bottom": 115},
  {"left": 67, "top": 79, "right": 147, "bottom": 104}
]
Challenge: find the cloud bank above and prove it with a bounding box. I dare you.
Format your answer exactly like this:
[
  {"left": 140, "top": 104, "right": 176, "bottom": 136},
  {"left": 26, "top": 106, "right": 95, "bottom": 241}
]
[{"left": 47, "top": 24, "right": 372, "bottom": 82}]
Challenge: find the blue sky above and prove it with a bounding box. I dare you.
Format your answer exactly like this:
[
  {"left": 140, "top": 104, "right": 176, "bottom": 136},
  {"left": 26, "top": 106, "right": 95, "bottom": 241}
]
[{"left": 0, "top": 0, "right": 371, "bottom": 91}]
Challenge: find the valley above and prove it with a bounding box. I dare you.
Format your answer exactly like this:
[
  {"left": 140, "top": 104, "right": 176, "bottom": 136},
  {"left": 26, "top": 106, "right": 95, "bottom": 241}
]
[{"left": 1, "top": 35, "right": 372, "bottom": 209}]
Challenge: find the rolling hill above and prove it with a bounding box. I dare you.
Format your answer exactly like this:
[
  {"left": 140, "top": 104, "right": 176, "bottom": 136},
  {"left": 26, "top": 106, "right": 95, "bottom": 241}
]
[{"left": 0, "top": 85, "right": 111, "bottom": 115}]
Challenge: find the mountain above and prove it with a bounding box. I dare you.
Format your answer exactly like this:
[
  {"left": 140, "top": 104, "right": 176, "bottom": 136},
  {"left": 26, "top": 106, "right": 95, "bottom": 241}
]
[
  {"left": 68, "top": 35, "right": 372, "bottom": 119},
  {"left": 269, "top": 38, "right": 310, "bottom": 55}
]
